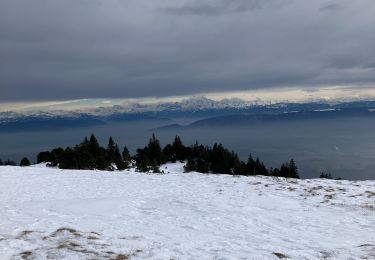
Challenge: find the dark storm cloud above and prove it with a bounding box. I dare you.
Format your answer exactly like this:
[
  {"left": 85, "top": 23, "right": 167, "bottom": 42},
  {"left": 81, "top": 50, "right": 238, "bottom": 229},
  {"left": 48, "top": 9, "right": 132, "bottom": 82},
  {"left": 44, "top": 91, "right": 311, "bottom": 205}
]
[{"left": 0, "top": 0, "right": 375, "bottom": 101}]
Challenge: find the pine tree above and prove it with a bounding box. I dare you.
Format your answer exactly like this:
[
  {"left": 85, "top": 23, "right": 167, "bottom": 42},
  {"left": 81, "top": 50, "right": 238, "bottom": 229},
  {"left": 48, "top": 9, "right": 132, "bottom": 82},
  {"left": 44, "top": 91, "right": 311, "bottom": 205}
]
[
  {"left": 233, "top": 157, "right": 246, "bottom": 175},
  {"left": 96, "top": 147, "right": 111, "bottom": 170},
  {"left": 163, "top": 144, "right": 175, "bottom": 162},
  {"left": 106, "top": 137, "right": 117, "bottom": 163},
  {"left": 0, "top": 158, "right": 3, "bottom": 165},
  {"left": 135, "top": 152, "right": 150, "bottom": 172},
  {"left": 122, "top": 146, "right": 132, "bottom": 168},
  {"left": 195, "top": 158, "right": 209, "bottom": 173},
  {"left": 210, "top": 143, "right": 232, "bottom": 174},
  {"left": 20, "top": 157, "right": 31, "bottom": 166},
  {"left": 88, "top": 134, "right": 100, "bottom": 155},
  {"left": 37, "top": 151, "right": 54, "bottom": 164},
  {"left": 151, "top": 159, "right": 160, "bottom": 173},
  {"left": 184, "top": 158, "right": 196, "bottom": 172},
  {"left": 114, "top": 144, "right": 126, "bottom": 170},
  {"left": 59, "top": 148, "right": 77, "bottom": 169},
  {"left": 271, "top": 167, "right": 280, "bottom": 177},
  {"left": 288, "top": 159, "right": 299, "bottom": 178},
  {"left": 81, "top": 137, "right": 89, "bottom": 147},
  {"left": 279, "top": 163, "right": 289, "bottom": 178},
  {"left": 172, "top": 135, "right": 186, "bottom": 161},
  {"left": 247, "top": 154, "right": 255, "bottom": 175},
  {"left": 145, "top": 134, "right": 165, "bottom": 165}
]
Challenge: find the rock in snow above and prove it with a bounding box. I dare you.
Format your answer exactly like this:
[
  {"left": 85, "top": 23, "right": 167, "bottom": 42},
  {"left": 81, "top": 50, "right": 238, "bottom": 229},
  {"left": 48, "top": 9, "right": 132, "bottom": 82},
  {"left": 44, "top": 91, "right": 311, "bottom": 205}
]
[{"left": 0, "top": 163, "right": 374, "bottom": 259}]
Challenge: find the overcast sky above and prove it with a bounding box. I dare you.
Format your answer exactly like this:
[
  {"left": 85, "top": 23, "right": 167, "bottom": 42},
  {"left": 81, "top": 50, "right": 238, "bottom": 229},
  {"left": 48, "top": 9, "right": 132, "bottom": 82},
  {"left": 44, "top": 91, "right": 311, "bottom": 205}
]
[{"left": 1, "top": 0, "right": 375, "bottom": 103}]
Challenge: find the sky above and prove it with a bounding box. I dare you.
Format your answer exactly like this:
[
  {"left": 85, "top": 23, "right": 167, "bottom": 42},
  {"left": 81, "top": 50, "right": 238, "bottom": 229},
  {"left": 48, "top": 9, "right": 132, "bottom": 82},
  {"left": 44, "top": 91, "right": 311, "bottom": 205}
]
[{"left": 1, "top": 0, "right": 375, "bottom": 108}]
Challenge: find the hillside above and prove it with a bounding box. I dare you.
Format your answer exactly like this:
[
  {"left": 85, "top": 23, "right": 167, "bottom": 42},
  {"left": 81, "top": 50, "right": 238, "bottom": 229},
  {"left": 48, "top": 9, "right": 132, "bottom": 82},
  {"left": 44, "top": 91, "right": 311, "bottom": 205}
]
[{"left": 0, "top": 163, "right": 374, "bottom": 259}]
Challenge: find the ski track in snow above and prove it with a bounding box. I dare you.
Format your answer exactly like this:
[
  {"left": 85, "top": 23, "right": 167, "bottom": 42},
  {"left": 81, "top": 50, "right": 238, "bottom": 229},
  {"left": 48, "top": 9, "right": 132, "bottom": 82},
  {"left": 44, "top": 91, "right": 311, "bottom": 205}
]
[{"left": 0, "top": 163, "right": 374, "bottom": 259}]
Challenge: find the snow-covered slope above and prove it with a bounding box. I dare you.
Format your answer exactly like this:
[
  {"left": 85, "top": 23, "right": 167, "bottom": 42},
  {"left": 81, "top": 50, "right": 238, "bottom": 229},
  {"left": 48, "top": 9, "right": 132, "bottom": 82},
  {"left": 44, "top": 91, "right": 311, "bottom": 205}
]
[{"left": 0, "top": 163, "right": 374, "bottom": 259}]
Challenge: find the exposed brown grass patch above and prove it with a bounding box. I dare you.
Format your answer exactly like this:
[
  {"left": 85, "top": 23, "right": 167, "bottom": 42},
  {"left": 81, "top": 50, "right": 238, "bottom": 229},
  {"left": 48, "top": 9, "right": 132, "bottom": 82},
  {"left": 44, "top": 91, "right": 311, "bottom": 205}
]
[
  {"left": 19, "top": 251, "right": 33, "bottom": 259},
  {"left": 305, "top": 188, "right": 320, "bottom": 196},
  {"left": 113, "top": 254, "right": 129, "bottom": 260},
  {"left": 50, "top": 227, "right": 82, "bottom": 237},
  {"left": 57, "top": 241, "right": 81, "bottom": 249},
  {"left": 273, "top": 252, "right": 289, "bottom": 258}
]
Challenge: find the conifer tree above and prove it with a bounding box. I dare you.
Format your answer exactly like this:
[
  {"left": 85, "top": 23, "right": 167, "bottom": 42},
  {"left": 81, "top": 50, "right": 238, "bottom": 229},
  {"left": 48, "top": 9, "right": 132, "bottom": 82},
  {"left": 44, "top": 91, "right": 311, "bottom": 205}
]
[
  {"left": 233, "top": 157, "right": 246, "bottom": 175},
  {"left": 96, "top": 147, "right": 111, "bottom": 170},
  {"left": 88, "top": 134, "right": 100, "bottom": 155},
  {"left": 247, "top": 154, "right": 256, "bottom": 175},
  {"left": 114, "top": 144, "right": 126, "bottom": 170},
  {"left": 162, "top": 144, "right": 175, "bottom": 162},
  {"left": 288, "top": 159, "right": 299, "bottom": 178},
  {"left": 37, "top": 151, "right": 54, "bottom": 164},
  {"left": 122, "top": 146, "right": 132, "bottom": 168},
  {"left": 134, "top": 134, "right": 164, "bottom": 172},
  {"left": 59, "top": 148, "right": 77, "bottom": 169},
  {"left": 184, "top": 158, "right": 195, "bottom": 172},
  {"left": 106, "top": 137, "right": 117, "bottom": 163},
  {"left": 196, "top": 158, "right": 210, "bottom": 173},
  {"left": 146, "top": 134, "right": 165, "bottom": 165},
  {"left": 135, "top": 152, "right": 150, "bottom": 172},
  {"left": 279, "top": 162, "right": 289, "bottom": 178},
  {"left": 151, "top": 159, "right": 160, "bottom": 173},
  {"left": 81, "top": 137, "right": 89, "bottom": 147},
  {"left": 172, "top": 135, "right": 186, "bottom": 161},
  {"left": 0, "top": 159, "right": 3, "bottom": 165},
  {"left": 20, "top": 157, "right": 31, "bottom": 166},
  {"left": 270, "top": 167, "right": 281, "bottom": 177}
]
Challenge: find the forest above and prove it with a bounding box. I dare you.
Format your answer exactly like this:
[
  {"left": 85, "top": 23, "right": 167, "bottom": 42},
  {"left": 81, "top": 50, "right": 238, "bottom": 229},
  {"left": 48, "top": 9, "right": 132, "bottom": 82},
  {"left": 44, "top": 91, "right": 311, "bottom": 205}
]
[{"left": 19, "top": 134, "right": 301, "bottom": 178}]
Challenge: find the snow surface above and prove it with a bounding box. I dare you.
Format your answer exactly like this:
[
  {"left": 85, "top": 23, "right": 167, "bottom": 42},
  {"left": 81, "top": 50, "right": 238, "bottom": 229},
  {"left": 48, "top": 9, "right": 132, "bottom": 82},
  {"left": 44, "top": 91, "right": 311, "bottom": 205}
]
[{"left": 0, "top": 163, "right": 374, "bottom": 259}]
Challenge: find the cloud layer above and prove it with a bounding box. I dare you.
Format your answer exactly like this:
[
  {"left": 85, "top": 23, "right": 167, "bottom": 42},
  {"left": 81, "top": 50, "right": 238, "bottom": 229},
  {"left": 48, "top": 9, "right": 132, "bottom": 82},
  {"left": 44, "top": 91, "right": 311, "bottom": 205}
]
[{"left": 0, "top": 0, "right": 374, "bottom": 101}]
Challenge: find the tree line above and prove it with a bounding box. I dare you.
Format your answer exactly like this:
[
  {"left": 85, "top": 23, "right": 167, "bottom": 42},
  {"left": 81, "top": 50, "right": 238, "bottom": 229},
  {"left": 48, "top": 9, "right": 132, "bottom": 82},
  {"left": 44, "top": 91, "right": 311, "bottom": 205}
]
[
  {"left": 29, "top": 134, "right": 300, "bottom": 178},
  {"left": 0, "top": 158, "right": 30, "bottom": 166}
]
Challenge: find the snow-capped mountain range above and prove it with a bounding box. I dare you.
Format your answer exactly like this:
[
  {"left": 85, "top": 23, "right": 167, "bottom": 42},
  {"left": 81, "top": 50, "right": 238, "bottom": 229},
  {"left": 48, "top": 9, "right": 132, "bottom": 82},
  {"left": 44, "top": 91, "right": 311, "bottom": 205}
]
[
  {"left": 2, "top": 96, "right": 375, "bottom": 124},
  {"left": 0, "top": 97, "right": 258, "bottom": 120}
]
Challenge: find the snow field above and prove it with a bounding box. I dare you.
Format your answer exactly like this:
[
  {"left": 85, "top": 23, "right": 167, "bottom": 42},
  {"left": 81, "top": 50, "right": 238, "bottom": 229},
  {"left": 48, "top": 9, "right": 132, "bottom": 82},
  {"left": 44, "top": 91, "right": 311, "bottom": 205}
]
[{"left": 0, "top": 163, "right": 374, "bottom": 259}]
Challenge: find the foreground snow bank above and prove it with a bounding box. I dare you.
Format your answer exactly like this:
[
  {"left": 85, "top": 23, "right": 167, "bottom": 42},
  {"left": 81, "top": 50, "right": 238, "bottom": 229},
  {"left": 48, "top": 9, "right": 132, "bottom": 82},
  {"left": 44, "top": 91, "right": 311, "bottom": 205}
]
[{"left": 0, "top": 163, "right": 374, "bottom": 259}]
